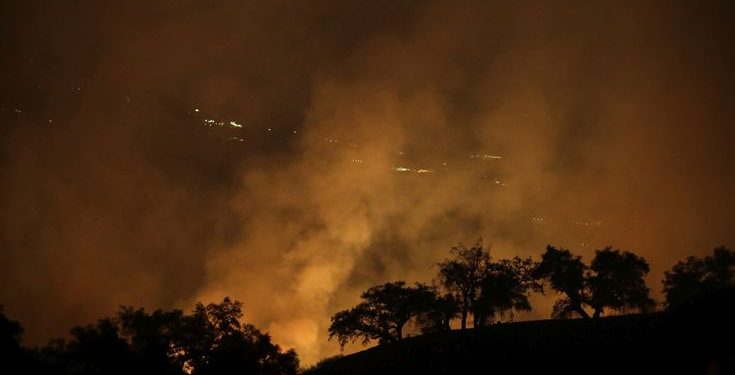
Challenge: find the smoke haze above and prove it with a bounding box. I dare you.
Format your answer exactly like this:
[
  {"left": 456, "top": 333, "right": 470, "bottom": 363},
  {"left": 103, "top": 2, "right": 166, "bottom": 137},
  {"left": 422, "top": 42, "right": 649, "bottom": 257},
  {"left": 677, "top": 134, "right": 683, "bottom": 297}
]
[{"left": 2, "top": 0, "right": 734, "bottom": 364}]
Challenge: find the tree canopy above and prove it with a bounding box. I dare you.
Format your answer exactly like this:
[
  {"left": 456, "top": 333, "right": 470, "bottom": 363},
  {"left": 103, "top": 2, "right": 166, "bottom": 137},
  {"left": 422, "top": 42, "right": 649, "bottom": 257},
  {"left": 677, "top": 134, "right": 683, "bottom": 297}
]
[
  {"left": 436, "top": 239, "right": 492, "bottom": 330},
  {"left": 587, "top": 247, "right": 654, "bottom": 317},
  {"left": 663, "top": 247, "right": 735, "bottom": 309},
  {"left": 328, "top": 281, "right": 436, "bottom": 349},
  {"left": 29, "top": 298, "right": 298, "bottom": 375},
  {"left": 474, "top": 256, "right": 543, "bottom": 326},
  {"left": 535, "top": 246, "right": 654, "bottom": 318}
]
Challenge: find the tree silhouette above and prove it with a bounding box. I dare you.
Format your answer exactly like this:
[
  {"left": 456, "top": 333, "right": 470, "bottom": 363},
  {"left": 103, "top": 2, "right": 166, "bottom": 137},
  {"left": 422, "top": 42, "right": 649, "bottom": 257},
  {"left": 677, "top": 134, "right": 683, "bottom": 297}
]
[
  {"left": 533, "top": 246, "right": 590, "bottom": 318},
  {"left": 63, "top": 318, "right": 135, "bottom": 375},
  {"left": 663, "top": 247, "right": 735, "bottom": 309},
  {"left": 175, "top": 297, "right": 298, "bottom": 375},
  {"left": 415, "top": 293, "right": 458, "bottom": 334},
  {"left": 474, "top": 257, "right": 543, "bottom": 326},
  {"left": 30, "top": 298, "right": 298, "bottom": 375},
  {"left": 117, "top": 307, "right": 185, "bottom": 375},
  {"left": 535, "top": 245, "right": 654, "bottom": 319},
  {"left": 436, "top": 240, "right": 492, "bottom": 330},
  {"left": 328, "top": 282, "right": 435, "bottom": 349},
  {"left": 586, "top": 247, "right": 655, "bottom": 317},
  {"left": 0, "top": 306, "right": 25, "bottom": 371}
]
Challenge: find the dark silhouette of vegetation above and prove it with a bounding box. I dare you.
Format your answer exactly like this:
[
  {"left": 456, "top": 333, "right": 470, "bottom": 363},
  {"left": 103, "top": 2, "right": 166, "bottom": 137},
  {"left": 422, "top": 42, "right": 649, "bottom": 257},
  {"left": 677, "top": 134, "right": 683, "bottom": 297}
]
[
  {"left": 304, "top": 287, "right": 735, "bottom": 375},
  {"left": 3, "top": 298, "right": 298, "bottom": 375},
  {"left": 414, "top": 293, "right": 457, "bottom": 334},
  {"left": 535, "top": 245, "right": 654, "bottom": 318},
  {"left": 586, "top": 247, "right": 654, "bottom": 317},
  {"left": 663, "top": 246, "right": 735, "bottom": 310},
  {"left": 118, "top": 306, "right": 185, "bottom": 375},
  {"left": 0, "top": 306, "right": 25, "bottom": 371},
  {"left": 5, "top": 241, "right": 734, "bottom": 374},
  {"left": 533, "top": 246, "right": 589, "bottom": 318},
  {"left": 332, "top": 240, "right": 543, "bottom": 346},
  {"left": 474, "top": 257, "right": 542, "bottom": 326},
  {"left": 435, "top": 240, "right": 492, "bottom": 330},
  {"left": 173, "top": 298, "right": 298, "bottom": 375},
  {"left": 328, "top": 282, "right": 435, "bottom": 348}
]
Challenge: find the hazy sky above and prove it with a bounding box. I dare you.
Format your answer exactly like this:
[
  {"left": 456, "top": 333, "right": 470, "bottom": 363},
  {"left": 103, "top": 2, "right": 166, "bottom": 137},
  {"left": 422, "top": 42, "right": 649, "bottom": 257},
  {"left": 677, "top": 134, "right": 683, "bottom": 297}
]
[{"left": 2, "top": 0, "right": 735, "bottom": 364}]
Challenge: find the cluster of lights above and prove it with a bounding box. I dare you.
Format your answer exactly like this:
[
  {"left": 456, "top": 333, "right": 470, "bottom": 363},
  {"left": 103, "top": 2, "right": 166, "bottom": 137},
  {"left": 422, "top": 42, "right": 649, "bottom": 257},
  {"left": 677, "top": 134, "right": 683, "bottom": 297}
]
[
  {"left": 574, "top": 220, "right": 602, "bottom": 227},
  {"left": 469, "top": 154, "right": 503, "bottom": 160},
  {"left": 203, "top": 118, "right": 244, "bottom": 129},
  {"left": 391, "top": 167, "right": 436, "bottom": 174}
]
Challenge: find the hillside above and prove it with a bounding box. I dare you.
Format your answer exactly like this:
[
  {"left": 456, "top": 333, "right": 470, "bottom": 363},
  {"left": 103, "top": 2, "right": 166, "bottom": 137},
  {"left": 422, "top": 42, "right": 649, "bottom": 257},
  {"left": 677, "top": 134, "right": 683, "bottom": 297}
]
[{"left": 306, "top": 289, "right": 734, "bottom": 375}]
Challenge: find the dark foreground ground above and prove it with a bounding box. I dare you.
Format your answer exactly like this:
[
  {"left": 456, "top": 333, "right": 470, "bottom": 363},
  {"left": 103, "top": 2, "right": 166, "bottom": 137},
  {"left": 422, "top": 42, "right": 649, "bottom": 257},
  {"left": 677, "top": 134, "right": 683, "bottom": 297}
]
[{"left": 307, "top": 289, "right": 734, "bottom": 375}]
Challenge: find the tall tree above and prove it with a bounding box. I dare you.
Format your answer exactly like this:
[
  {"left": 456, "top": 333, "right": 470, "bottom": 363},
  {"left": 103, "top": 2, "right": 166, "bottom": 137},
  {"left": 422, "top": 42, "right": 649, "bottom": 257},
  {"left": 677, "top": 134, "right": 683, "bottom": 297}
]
[
  {"left": 535, "top": 245, "right": 654, "bottom": 319},
  {"left": 415, "top": 293, "right": 458, "bottom": 334},
  {"left": 176, "top": 297, "right": 298, "bottom": 375},
  {"left": 474, "top": 256, "right": 543, "bottom": 326},
  {"left": 118, "top": 307, "right": 185, "bottom": 375},
  {"left": 436, "top": 240, "right": 492, "bottom": 330},
  {"left": 663, "top": 247, "right": 735, "bottom": 309},
  {"left": 587, "top": 247, "right": 655, "bottom": 317},
  {"left": 533, "top": 246, "right": 590, "bottom": 318},
  {"left": 328, "top": 282, "right": 435, "bottom": 348}
]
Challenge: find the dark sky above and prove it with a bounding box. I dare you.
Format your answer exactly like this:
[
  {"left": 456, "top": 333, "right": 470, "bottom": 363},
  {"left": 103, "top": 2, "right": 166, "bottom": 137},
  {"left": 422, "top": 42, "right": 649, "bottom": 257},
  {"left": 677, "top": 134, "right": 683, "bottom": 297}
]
[{"left": 2, "top": 0, "right": 735, "bottom": 364}]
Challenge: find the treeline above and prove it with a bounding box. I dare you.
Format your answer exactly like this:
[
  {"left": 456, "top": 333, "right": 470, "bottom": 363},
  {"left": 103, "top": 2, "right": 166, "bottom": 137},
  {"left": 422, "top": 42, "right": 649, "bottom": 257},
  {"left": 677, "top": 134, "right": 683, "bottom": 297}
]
[
  {"left": 328, "top": 242, "right": 735, "bottom": 349},
  {"left": 1, "top": 243, "right": 733, "bottom": 374},
  {"left": 0, "top": 298, "right": 298, "bottom": 375}
]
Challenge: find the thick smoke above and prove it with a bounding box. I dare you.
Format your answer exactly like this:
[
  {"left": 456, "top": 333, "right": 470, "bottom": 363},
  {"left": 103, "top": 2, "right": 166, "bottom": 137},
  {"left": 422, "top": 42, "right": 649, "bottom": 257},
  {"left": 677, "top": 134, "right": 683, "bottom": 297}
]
[{"left": 1, "top": 0, "right": 734, "bottom": 364}]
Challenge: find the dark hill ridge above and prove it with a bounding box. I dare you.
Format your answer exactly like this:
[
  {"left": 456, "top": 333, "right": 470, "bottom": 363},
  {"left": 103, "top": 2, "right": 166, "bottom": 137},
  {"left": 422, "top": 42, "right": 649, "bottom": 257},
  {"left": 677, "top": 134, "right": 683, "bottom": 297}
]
[{"left": 307, "top": 288, "right": 734, "bottom": 375}]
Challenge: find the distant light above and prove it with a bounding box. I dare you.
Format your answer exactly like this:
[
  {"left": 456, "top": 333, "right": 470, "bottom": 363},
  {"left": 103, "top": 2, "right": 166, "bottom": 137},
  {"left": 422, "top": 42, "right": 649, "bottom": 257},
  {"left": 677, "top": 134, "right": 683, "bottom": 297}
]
[
  {"left": 194, "top": 108, "right": 200, "bottom": 112},
  {"left": 417, "top": 169, "right": 435, "bottom": 174},
  {"left": 229, "top": 121, "right": 242, "bottom": 128},
  {"left": 267, "top": 128, "right": 272, "bottom": 132},
  {"left": 469, "top": 154, "right": 502, "bottom": 160},
  {"left": 393, "top": 167, "right": 412, "bottom": 172}
]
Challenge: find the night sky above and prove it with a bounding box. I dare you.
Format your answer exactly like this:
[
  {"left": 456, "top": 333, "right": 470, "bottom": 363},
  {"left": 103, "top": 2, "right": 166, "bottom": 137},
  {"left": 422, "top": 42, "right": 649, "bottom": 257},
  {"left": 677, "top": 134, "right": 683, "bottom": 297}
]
[{"left": 2, "top": 0, "right": 735, "bottom": 364}]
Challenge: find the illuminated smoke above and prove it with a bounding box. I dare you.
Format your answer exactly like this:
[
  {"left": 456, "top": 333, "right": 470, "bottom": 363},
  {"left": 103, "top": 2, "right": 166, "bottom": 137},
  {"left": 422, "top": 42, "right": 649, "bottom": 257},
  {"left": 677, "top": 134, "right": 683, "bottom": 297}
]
[{"left": 1, "top": 0, "right": 735, "bottom": 366}]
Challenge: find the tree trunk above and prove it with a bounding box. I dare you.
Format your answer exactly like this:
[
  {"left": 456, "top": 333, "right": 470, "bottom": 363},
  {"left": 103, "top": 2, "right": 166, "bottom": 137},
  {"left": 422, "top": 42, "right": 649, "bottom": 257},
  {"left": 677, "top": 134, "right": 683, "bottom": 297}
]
[
  {"left": 576, "top": 305, "right": 591, "bottom": 319},
  {"left": 474, "top": 313, "right": 486, "bottom": 328},
  {"left": 460, "top": 307, "right": 468, "bottom": 330},
  {"left": 592, "top": 308, "right": 602, "bottom": 319}
]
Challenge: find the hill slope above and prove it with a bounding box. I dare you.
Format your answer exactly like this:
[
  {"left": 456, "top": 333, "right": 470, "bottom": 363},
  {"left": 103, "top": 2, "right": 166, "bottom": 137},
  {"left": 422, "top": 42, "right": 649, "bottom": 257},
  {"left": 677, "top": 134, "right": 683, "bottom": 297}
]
[{"left": 307, "top": 289, "right": 734, "bottom": 375}]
